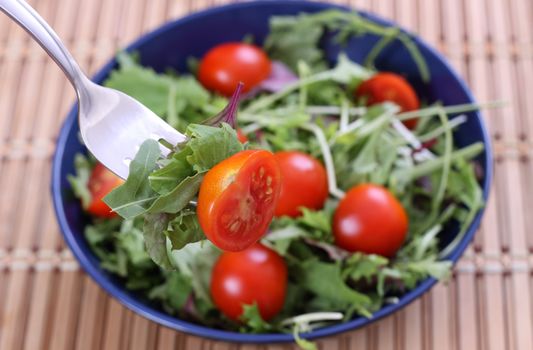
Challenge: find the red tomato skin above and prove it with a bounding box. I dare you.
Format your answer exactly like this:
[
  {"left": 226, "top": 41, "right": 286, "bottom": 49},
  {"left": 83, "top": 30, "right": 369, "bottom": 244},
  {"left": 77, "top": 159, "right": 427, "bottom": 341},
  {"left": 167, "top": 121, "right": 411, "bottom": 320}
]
[
  {"left": 333, "top": 184, "right": 408, "bottom": 257},
  {"left": 198, "top": 43, "right": 272, "bottom": 96},
  {"left": 356, "top": 72, "right": 420, "bottom": 129},
  {"left": 210, "top": 243, "right": 288, "bottom": 321},
  {"left": 197, "top": 150, "right": 281, "bottom": 251},
  {"left": 86, "top": 163, "right": 124, "bottom": 218},
  {"left": 274, "top": 151, "right": 329, "bottom": 218}
]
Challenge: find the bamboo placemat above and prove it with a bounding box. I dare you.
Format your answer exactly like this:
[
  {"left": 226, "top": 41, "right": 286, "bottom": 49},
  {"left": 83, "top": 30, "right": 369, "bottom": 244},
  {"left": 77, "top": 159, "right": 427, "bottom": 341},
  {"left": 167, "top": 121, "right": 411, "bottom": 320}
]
[{"left": 0, "top": 0, "right": 532, "bottom": 349}]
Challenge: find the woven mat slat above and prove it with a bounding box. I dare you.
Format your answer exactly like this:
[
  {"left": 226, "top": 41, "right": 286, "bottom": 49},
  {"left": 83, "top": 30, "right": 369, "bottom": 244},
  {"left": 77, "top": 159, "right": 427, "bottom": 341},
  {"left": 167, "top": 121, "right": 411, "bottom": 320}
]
[
  {"left": 156, "top": 326, "right": 178, "bottom": 349},
  {"left": 48, "top": 270, "right": 83, "bottom": 350},
  {"left": 1, "top": 0, "right": 533, "bottom": 349},
  {"left": 73, "top": 277, "right": 107, "bottom": 350},
  {"left": 455, "top": 272, "right": 480, "bottom": 350},
  {"left": 481, "top": 273, "right": 507, "bottom": 349},
  {"left": 99, "top": 297, "right": 127, "bottom": 350},
  {"left": 510, "top": 273, "right": 533, "bottom": 349},
  {"left": 22, "top": 269, "right": 55, "bottom": 350},
  {"left": 1, "top": 270, "right": 35, "bottom": 350}
]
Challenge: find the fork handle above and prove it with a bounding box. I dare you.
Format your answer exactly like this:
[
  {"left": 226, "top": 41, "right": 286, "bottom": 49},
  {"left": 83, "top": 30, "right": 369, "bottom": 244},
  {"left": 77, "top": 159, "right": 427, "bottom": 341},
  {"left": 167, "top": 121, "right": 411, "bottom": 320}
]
[{"left": 0, "top": 0, "right": 89, "bottom": 94}]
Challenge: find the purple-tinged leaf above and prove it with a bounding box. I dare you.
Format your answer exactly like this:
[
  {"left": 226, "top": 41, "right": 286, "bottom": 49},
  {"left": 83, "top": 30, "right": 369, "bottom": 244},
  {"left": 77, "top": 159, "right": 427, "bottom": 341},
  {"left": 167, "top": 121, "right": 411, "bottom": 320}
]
[
  {"left": 203, "top": 82, "right": 243, "bottom": 128},
  {"left": 303, "top": 238, "right": 350, "bottom": 261},
  {"left": 259, "top": 61, "right": 298, "bottom": 92},
  {"left": 182, "top": 293, "right": 200, "bottom": 318},
  {"left": 244, "top": 61, "right": 298, "bottom": 99}
]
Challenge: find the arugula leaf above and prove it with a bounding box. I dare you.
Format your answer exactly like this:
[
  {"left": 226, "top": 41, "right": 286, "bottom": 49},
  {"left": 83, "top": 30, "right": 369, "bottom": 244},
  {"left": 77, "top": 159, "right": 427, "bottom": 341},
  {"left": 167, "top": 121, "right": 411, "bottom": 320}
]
[
  {"left": 186, "top": 123, "right": 243, "bottom": 172},
  {"left": 117, "top": 218, "right": 152, "bottom": 266},
  {"left": 170, "top": 241, "right": 220, "bottom": 305},
  {"left": 84, "top": 217, "right": 163, "bottom": 290},
  {"left": 244, "top": 57, "right": 371, "bottom": 114},
  {"left": 328, "top": 53, "right": 373, "bottom": 84},
  {"left": 147, "top": 173, "right": 205, "bottom": 214},
  {"left": 143, "top": 213, "right": 173, "bottom": 270},
  {"left": 298, "top": 207, "right": 332, "bottom": 234},
  {"left": 148, "top": 271, "right": 193, "bottom": 312},
  {"left": 391, "top": 142, "right": 484, "bottom": 189},
  {"left": 263, "top": 226, "right": 308, "bottom": 256},
  {"left": 344, "top": 253, "right": 388, "bottom": 282},
  {"left": 438, "top": 157, "right": 484, "bottom": 257},
  {"left": 240, "top": 304, "right": 272, "bottom": 333},
  {"left": 403, "top": 259, "right": 452, "bottom": 280},
  {"left": 84, "top": 218, "right": 125, "bottom": 274},
  {"left": 264, "top": 9, "right": 428, "bottom": 81},
  {"left": 104, "top": 139, "right": 161, "bottom": 219},
  {"left": 300, "top": 259, "right": 372, "bottom": 316},
  {"left": 67, "top": 153, "right": 93, "bottom": 208},
  {"left": 149, "top": 148, "right": 194, "bottom": 195},
  {"left": 264, "top": 14, "right": 326, "bottom": 72},
  {"left": 166, "top": 211, "right": 205, "bottom": 250}
]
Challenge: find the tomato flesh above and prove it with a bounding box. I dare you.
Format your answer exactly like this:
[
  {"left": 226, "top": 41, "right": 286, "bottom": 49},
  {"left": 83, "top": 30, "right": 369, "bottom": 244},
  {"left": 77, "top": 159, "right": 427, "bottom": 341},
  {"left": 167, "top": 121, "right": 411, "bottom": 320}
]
[
  {"left": 333, "top": 184, "right": 408, "bottom": 257},
  {"left": 356, "top": 72, "right": 420, "bottom": 129},
  {"left": 197, "top": 150, "right": 281, "bottom": 251},
  {"left": 198, "top": 42, "right": 272, "bottom": 97},
  {"left": 274, "top": 151, "right": 328, "bottom": 217},
  {"left": 86, "top": 163, "right": 124, "bottom": 218},
  {"left": 210, "top": 243, "right": 287, "bottom": 321}
]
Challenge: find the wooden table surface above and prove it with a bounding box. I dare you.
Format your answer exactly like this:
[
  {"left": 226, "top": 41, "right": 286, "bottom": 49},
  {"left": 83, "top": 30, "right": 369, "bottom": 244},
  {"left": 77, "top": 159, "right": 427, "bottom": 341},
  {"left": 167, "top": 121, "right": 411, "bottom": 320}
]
[{"left": 1, "top": 0, "right": 532, "bottom": 349}]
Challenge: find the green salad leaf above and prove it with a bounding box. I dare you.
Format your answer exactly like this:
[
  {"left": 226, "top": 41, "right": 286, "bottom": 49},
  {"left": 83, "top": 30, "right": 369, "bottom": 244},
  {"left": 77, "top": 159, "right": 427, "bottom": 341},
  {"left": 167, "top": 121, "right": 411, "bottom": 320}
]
[
  {"left": 240, "top": 304, "right": 272, "bottom": 333},
  {"left": 143, "top": 213, "right": 173, "bottom": 270},
  {"left": 146, "top": 173, "right": 205, "bottom": 214},
  {"left": 104, "top": 139, "right": 160, "bottom": 219},
  {"left": 169, "top": 241, "right": 220, "bottom": 306},
  {"left": 300, "top": 259, "right": 372, "bottom": 316},
  {"left": 166, "top": 211, "right": 205, "bottom": 250},
  {"left": 264, "top": 10, "right": 429, "bottom": 82},
  {"left": 67, "top": 153, "right": 93, "bottom": 208},
  {"left": 149, "top": 149, "right": 194, "bottom": 195},
  {"left": 264, "top": 14, "right": 326, "bottom": 71},
  {"left": 148, "top": 270, "right": 193, "bottom": 312},
  {"left": 186, "top": 123, "right": 244, "bottom": 172}
]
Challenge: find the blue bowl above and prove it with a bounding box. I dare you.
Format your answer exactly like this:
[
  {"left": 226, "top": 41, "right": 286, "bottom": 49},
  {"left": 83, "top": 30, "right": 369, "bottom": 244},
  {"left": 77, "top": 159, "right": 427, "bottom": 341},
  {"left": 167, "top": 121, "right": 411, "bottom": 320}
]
[{"left": 51, "top": 0, "right": 492, "bottom": 343}]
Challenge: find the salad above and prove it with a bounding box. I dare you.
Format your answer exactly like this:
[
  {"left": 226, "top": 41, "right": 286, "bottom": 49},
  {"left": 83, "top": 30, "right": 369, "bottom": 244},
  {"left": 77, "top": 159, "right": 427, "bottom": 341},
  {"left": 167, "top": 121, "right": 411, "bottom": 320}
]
[{"left": 68, "top": 10, "right": 485, "bottom": 347}]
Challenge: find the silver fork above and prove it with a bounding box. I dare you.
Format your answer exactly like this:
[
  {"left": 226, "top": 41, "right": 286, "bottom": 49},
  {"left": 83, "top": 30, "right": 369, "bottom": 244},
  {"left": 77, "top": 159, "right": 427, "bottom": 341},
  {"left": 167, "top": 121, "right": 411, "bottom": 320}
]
[{"left": 0, "top": 0, "right": 186, "bottom": 179}]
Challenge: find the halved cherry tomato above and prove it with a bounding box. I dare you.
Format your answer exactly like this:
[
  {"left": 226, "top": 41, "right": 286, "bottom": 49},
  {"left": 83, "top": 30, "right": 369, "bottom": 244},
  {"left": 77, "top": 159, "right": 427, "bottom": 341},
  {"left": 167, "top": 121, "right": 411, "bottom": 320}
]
[
  {"left": 333, "top": 184, "right": 408, "bottom": 257},
  {"left": 355, "top": 72, "right": 420, "bottom": 129},
  {"left": 197, "top": 150, "right": 281, "bottom": 251},
  {"left": 274, "top": 151, "right": 328, "bottom": 217},
  {"left": 236, "top": 128, "right": 248, "bottom": 143},
  {"left": 210, "top": 243, "right": 287, "bottom": 321},
  {"left": 87, "top": 163, "right": 124, "bottom": 218},
  {"left": 198, "top": 42, "right": 272, "bottom": 97}
]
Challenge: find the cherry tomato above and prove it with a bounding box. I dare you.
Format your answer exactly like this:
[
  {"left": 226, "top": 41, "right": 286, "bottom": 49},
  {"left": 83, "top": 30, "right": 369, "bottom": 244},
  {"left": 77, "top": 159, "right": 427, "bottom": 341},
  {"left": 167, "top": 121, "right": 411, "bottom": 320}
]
[
  {"left": 210, "top": 243, "right": 288, "bottom": 321},
  {"left": 355, "top": 72, "right": 420, "bottom": 129},
  {"left": 197, "top": 150, "right": 281, "bottom": 251},
  {"left": 198, "top": 42, "right": 272, "bottom": 97},
  {"left": 86, "top": 163, "right": 124, "bottom": 218},
  {"left": 333, "top": 184, "right": 408, "bottom": 257},
  {"left": 236, "top": 128, "right": 248, "bottom": 143},
  {"left": 274, "top": 151, "right": 328, "bottom": 218}
]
